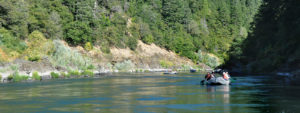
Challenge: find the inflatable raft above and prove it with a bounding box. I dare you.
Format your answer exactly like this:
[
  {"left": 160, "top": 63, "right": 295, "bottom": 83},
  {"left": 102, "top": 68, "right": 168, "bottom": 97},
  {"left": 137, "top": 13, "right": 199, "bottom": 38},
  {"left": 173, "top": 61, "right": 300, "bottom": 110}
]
[{"left": 203, "top": 77, "right": 230, "bottom": 85}]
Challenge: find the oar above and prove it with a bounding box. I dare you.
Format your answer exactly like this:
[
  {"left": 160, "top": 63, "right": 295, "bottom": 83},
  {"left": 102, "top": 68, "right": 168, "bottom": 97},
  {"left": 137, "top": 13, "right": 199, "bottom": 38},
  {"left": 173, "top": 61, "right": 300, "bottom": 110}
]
[
  {"left": 200, "top": 79, "right": 206, "bottom": 85},
  {"left": 201, "top": 78, "right": 209, "bottom": 85}
]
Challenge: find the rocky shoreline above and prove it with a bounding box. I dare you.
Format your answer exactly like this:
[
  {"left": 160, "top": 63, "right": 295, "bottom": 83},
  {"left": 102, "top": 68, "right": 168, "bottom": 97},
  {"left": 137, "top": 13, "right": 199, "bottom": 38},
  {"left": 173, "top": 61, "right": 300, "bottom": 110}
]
[
  {"left": 0, "top": 68, "right": 210, "bottom": 83},
  {"left": 0, "top": 58, "right": 211, "bottom": 83}
]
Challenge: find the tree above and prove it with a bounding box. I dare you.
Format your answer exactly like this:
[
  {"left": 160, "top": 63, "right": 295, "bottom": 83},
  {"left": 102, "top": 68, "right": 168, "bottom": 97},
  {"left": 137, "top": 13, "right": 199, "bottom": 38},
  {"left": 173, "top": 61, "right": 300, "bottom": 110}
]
[
  {"left": 0, "top": 0, "right": 30, "bottom": 39},
  {"left": 64, "top": 21, "right": 93, "bottom": 45},
  {"left": 162, "top": 0, "right": 191, "bottom": 27},
  {"left": 46, "top": 11, "right": 63, "bottom": 39}
]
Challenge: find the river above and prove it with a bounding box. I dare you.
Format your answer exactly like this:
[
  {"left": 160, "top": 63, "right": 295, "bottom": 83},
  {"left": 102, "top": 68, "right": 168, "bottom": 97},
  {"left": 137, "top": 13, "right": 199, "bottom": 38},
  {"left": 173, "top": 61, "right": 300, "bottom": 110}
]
[{"left": 0, "top": 72, "right": 299, "bottom": 112}]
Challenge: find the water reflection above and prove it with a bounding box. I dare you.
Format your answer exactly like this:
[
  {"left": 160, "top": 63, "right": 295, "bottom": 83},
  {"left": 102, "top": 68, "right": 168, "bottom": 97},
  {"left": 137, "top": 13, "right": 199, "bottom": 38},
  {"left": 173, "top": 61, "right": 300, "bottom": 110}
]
[
  {"left": 248, "top": 76, "right": 300, "bottom": 113},
  {"left": 0, "top": 74, "right": 298, "bottom": 112},
  {"left": 205, "top": 85, "right": 231, "bottom": 113}
]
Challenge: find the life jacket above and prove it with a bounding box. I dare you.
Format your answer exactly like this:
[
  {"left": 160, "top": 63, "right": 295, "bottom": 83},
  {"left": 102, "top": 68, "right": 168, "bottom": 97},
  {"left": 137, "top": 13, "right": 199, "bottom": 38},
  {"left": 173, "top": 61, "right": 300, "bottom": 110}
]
[
  {"left": 223, "top": 74, "right": 229, "bottom": 80},
  {"left": 205, "top": 74, "right": 212, "bottom": 80}
]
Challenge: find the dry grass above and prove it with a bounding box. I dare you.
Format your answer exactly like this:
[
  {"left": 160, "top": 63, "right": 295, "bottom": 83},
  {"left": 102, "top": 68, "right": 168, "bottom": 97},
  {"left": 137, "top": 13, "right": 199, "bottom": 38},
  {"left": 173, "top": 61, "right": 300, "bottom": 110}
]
[{"left": 0, "top": 48, "right": 8, "bottom": 62}]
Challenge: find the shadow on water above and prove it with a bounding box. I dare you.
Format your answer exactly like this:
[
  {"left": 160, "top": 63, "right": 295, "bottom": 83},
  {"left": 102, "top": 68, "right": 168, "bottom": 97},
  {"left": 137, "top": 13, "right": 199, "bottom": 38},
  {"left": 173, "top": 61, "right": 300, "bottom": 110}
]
[
  {"left": 246, "top": 76, "right": 300, "bottom": 113},
  {"left": 0, "top": 73, "right": 298, "bottom": 112}
]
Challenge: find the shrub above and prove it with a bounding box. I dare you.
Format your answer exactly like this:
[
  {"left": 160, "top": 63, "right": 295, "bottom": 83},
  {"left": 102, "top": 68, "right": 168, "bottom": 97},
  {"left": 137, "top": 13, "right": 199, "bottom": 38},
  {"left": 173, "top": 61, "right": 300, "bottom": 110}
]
[
  {"left": 81, "top": 70, "right": 94, "bottom": 77},
  {"left": 25, "top": 30, "right": 54, "bottom": 61},
  {"left": 11, "top": 72, "right": 29, "bottom": 82},
  {"left": 32, "top": 71, "right": 41, "bottom": 80},
  {"left": 28, "top": 56, "right": 41, "bottom": 62},
  {"left": 87, "top": 64, "right": 95, "bottom": 70},
  {"left": 114, "top": 60, "right": 135, "bottom": 71},
  {"left": 68, "top": 70, "right": 81, "bottom": 77},
  {"left": 50, "top": 72, "right": 59, "bottom": 79},
  {"left": 160, "top": 60, "right": 174, "bottom": 68},
  {"left": 10, "top": 64, "right": 19, "bottom": 72},
  {"left": 0, "top": 48, "right": 8, "bottom": 62},
  {"left": 60, "top": 72, "right": 70, "bottom": 78},
  {"left": 84, "top": 42, "right": 93, "bottom": 51},
  {"left": 7, "top": 75, "right": 13, "bottom": 81},
  {"left": 126, "top": 37, "right": 138, "bottom": 50},
  {"left": 0, "top": 74, "right": 2, "bottom": 81},
  {"left": 64, "top": 21, "right": 94, "bottom": 45},
  {"left": 197, "top": 50, "right": 219, "bottom": 68},
  {"left": 181, "top": 65, "right": 192, "bottom": 71},
  {"left": 139, "top": 21, "right": 152, "bottom": 40},
  {"left": 0, "top": 28, "right": 27, "bottom": 53},
  {"left": 206, "top": 55, "right": 218, "bottom": 68},
  {"left": 142, "top": 35, "right": 154, "bottom": 44},
  {"left": 101, "top": 45, "right": 111, "bottom": 54},
  {"left": 13, "top": 74, "right": 29, "bottom": 82},
  {"left": 50, "top": 40, "right": 92, "bottom": 70}
]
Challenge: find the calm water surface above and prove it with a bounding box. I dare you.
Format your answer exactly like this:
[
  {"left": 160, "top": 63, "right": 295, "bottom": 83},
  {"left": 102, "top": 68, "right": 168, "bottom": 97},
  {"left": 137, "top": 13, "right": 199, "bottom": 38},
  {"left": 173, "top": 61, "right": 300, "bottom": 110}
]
[{"left": 0, "top": 73, "right": 299, "bottom": 113}]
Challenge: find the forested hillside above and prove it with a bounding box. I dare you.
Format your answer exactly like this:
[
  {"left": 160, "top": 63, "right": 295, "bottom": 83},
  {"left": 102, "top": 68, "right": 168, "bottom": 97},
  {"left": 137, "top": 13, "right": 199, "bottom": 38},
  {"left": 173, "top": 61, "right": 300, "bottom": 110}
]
[
  {"left": 225, "top": 0, "right": 300, "bottom": 73},
  {"left": 0, "top": 0, "right": 261, "bottom": 68}
]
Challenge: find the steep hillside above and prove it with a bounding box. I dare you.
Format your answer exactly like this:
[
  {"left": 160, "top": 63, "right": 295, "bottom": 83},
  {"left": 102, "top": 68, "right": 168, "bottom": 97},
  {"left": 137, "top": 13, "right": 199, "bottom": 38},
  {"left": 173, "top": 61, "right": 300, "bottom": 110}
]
[
  {"left": 0, "top": 39, "right": 210, "bottom": 79},
  {"left": 225, "top": 0, "right": 300, "bottom": 75},
  {"left": 0, "top": 0, "right": 262, "bottom": 68},
  {"left": 84, "top": 40, "right": 202, "bottom": 70}
]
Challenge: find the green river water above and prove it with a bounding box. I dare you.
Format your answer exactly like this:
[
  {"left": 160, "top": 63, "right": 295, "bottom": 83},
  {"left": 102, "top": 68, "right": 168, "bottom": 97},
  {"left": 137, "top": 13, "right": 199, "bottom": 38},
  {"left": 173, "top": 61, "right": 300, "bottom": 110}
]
[{"left": 0, "top": 72, "right": 299, "bottom": 113}]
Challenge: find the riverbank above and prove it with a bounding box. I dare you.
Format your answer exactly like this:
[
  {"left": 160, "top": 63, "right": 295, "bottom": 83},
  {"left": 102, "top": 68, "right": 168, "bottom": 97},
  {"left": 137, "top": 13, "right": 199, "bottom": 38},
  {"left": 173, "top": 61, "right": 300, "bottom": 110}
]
[
  {"left": 0, "top": 67, "right": 210, "bottom": 83},
  {"left": 0, "top": 40, "right": 213, "bottom": 83},
  {"left": 0, "top": 58, "right": 211, "bottom": 83}
]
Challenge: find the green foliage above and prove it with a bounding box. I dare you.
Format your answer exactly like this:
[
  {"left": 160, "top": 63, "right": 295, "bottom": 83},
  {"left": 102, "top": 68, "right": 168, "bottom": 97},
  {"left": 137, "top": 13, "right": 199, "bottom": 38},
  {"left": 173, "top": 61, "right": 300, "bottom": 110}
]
[
  {"left": 0, "top": 74, "right": 2, "bottom": 80},
  {"left": 64, "top": 21, "right": 93, "bottom": 45},
  {"left": 197, "top": 50, "right": 219, "bottom": 68},
  {"left": 0, "top": 0, "right": 29, "bottom": 39},
  {"left": 32, "top": 71, "right": 41, "bottom": 80},
  {"left": 160, "top": 60, "right": 174, "bottom": 68},
  {"left": 101, "top": 46, "right": 111, "bottom": 54},
  {"left": 226, "top": 0, "right": 300, "bottom": 72},
  {"left": 114, "top": 60, "right": 135, "bottom": 71},
  {"left": 0, "top": 0, "right": 262, "bottom": 69},
  {"left": 50, "top": 72, "right": 59, "bottom": 79},
  {"left": 87, "top": 64, "right": 95, "bottom": 70},
  {"left": 10, "top": 72, "right": 29, "bottom": 82},
  {"left": 46, "top": 11, "right": 63, "bottom": 39},
  {"left": 142, "top": 35, "right": 154, "bottom": 45},
  {"left": 15, "top": 75, "right": 29, "bottom": 82},
  {"left": 162, "top": 0, "right": 191, "bottom": 26},
  {"left": 127, "top": 37, "right": 138, "bottom": 50},
  {"left": 10, "top": 64, "right": 19, "bottom": 72},
  {"left": 7, "top": 75, "right": 13, "bottom": 81},
  {"left": 50, "top": 40, "right": 92, "bottom": 70},
  {"left": 68, "top": 70, "right": 81, "bottom": 77},
  {"left": 0, "top": 28, "right": 27, "bottom": 61},
  {"left": 100, "top": 40, "right": 111, "bottom": 53},
  {"left": 0, "top": 48, "right": 8, "bottom": 62},
  {"left": 181, "top": 65, "right": 192, "bottom": 71},
  {"left": 60, "top": 72, "right": 70, "bottom": 78},
  {"left": 0, "top": 28, "right": 27, "bottom": 53},
  {"left": 25, "top": 30, "right": 54, "bottom": 61},
  {"left": 84, "top": 42, "right": 93, "bottom": 51},
  {"left": 81, "top": 70, "right": 94, "bottom": 77},
  {"left": 138, "top": 21, "right": 152, "bottom": 43}
]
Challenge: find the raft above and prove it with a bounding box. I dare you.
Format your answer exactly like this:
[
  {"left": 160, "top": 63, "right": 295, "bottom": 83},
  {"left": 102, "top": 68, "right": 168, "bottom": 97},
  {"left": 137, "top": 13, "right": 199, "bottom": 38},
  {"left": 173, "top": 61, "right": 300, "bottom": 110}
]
[
  {"left": 202, "top": 77, "right": 230, "bottom": 85},
  {"left": 163, "top": 71, "right": 177, "bottom": 74},
  {"left": 190, "top": 69, "right": 197, "bottom": 73}
]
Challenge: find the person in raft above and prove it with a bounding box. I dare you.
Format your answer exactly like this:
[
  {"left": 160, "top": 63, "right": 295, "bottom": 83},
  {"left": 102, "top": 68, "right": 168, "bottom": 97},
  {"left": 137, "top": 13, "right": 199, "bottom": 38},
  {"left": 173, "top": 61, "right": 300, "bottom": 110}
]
[
  {"left": 205, "top": 72, "right": 215, "bottom": 81},
  {"left": 223, "top": 72, "right": 230, "bottom": 80}
]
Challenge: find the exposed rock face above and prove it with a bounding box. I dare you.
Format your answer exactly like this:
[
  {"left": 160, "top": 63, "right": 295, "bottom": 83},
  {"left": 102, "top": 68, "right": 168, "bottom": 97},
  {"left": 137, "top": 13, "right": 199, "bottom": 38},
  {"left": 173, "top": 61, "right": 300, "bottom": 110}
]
[
  {"left": 13, "top": 58, "right": 55, "bottom": 73},
  {"left": 97, "top": 40, "right": 201, "bottom": 69}
]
